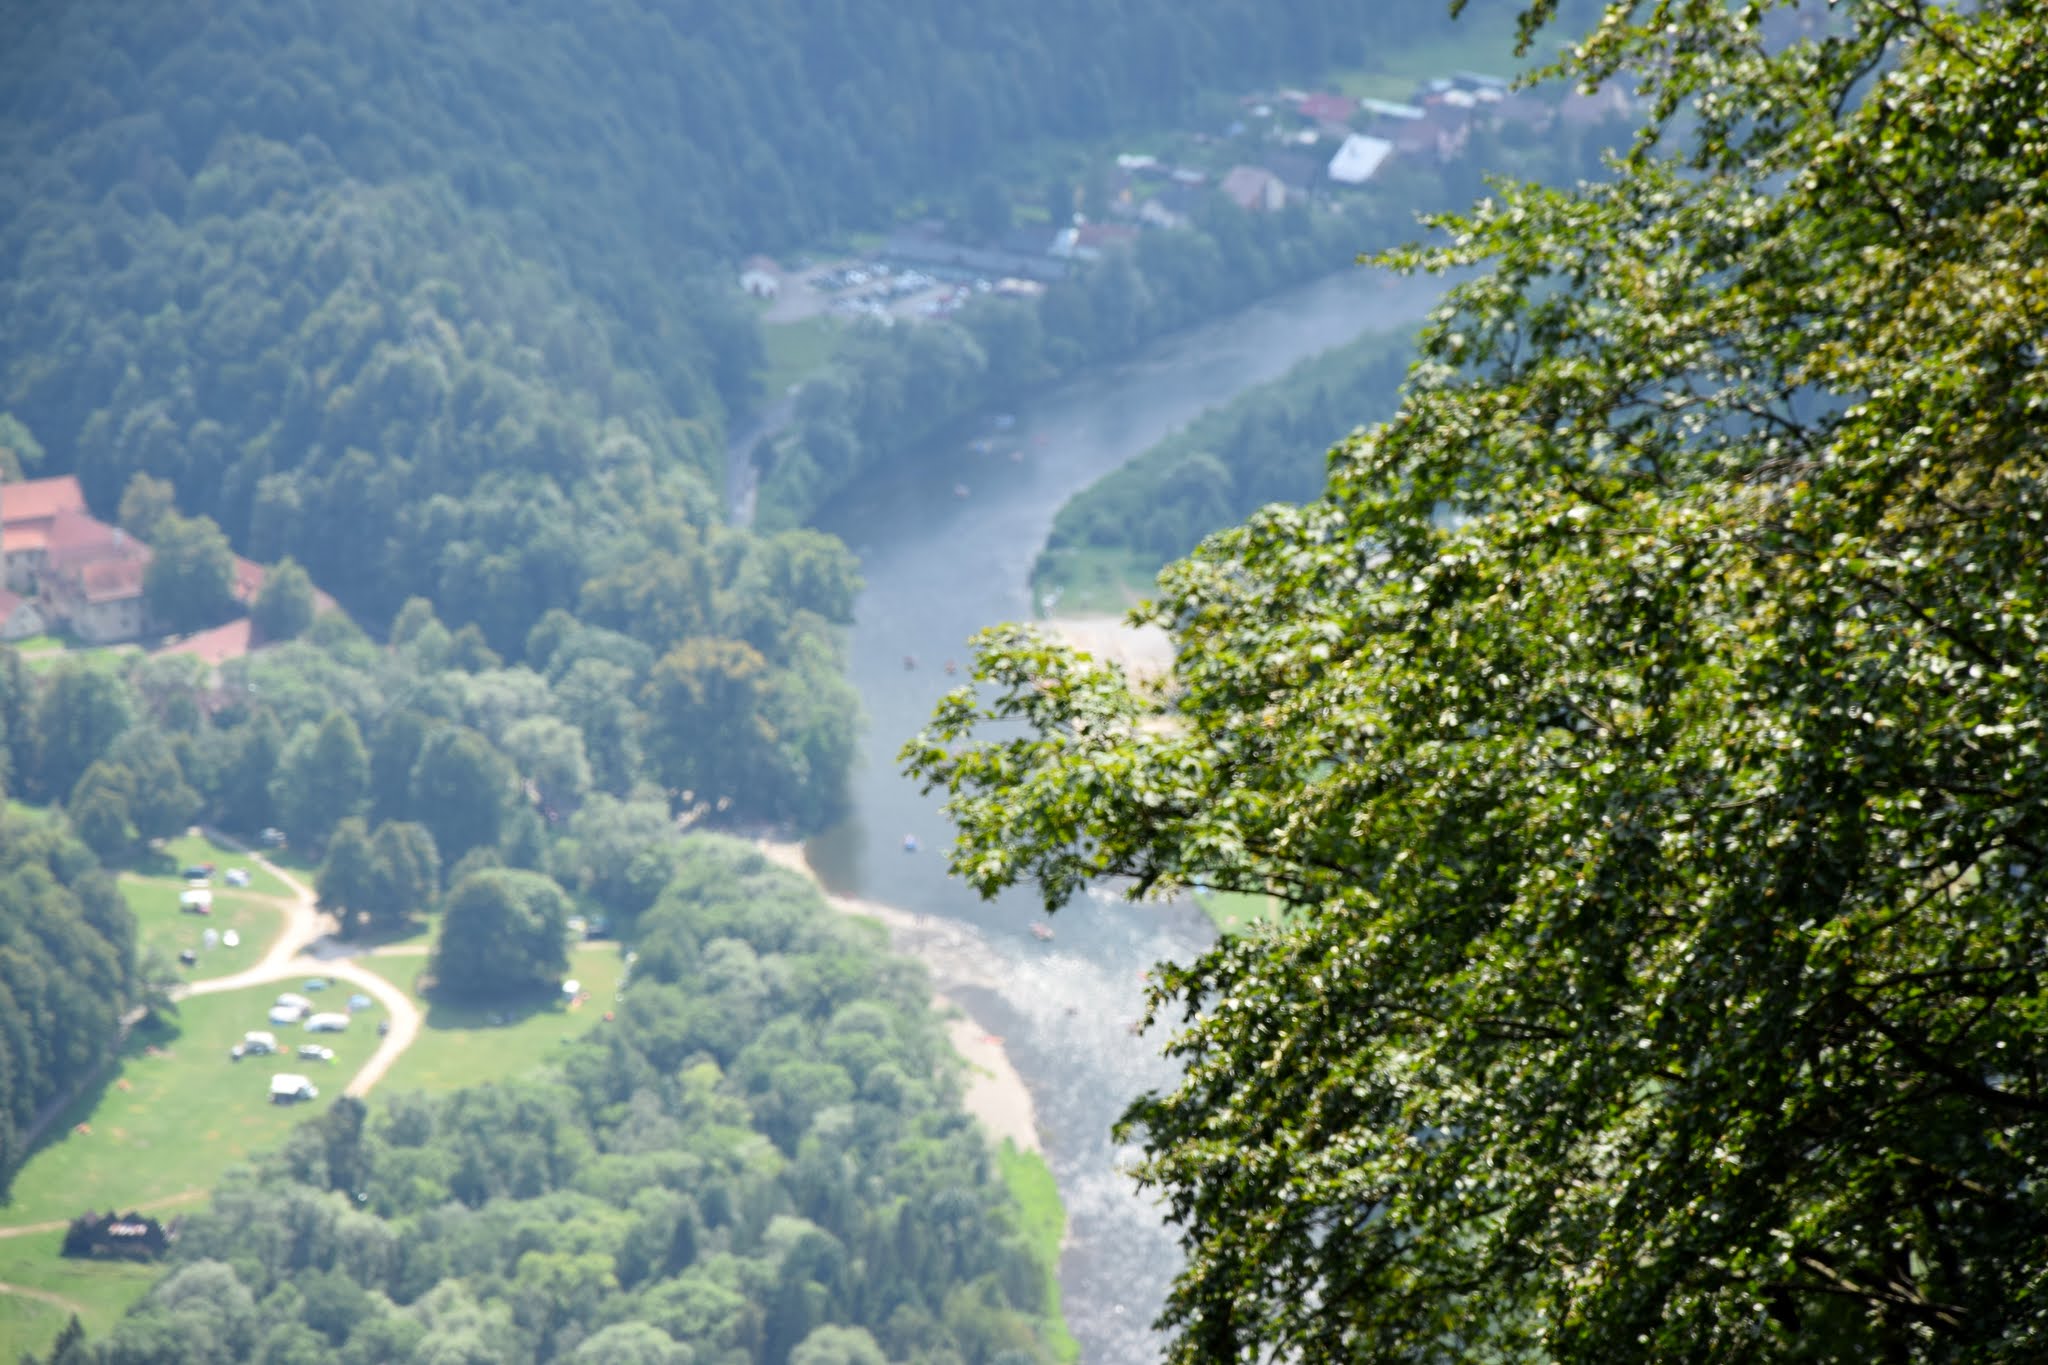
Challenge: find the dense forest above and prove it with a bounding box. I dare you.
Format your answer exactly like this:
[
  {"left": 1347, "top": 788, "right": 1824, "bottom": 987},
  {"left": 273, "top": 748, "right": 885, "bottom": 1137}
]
[
  {"left": 1, "top": 0, "right": 1411, "bottom": 630},
  {"left": 1030, "top": 325, "right": 1417, "bottom": 605},
  {"left": 0, "top": 814, "right": 133, "bottom": 1194},
  {"left": 0, "top": 0, "right": 1548, "bottom": 832},
  {"left": 72, "top": 839, "right": 1062, "bottom": 1365}
]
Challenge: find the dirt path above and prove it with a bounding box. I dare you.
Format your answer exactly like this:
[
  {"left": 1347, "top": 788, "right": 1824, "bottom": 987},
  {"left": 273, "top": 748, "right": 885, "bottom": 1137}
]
[
  {"left": 0, "top": 1189, "right": 206, "bottom": 1242},
  {"left": 0, "top": 1278, "right": 88, "bottom": 1317},
  {"left": 173, "top": 837, "right": 423, "bottom": 1100}
]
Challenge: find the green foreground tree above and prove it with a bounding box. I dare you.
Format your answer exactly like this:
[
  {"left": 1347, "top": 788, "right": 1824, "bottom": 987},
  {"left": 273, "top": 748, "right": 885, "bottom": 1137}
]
[{"left": 911, "top": 3, "right": 2048, "bottom": 1360}]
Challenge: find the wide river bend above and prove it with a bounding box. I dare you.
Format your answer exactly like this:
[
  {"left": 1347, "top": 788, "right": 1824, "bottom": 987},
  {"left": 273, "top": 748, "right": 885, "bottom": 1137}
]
[{"left": 808, "top": 264, "right": 1445, "bottom": 1363}]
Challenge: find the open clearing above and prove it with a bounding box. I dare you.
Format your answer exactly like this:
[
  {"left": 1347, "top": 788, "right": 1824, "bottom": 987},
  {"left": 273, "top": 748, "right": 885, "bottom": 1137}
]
[
  {"left": 352, "top": 943, "right": 626, "bottom": 1093},
  {"left": 0, "top": 984, "right": 382, "bottom": 1228}
]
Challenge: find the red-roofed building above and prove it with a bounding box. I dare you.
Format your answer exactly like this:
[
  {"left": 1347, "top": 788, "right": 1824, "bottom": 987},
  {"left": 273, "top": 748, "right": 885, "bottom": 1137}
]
[
  {"left": 155, "top": 617, "right": 256, "bottom": 669},
  {"left": 1296, "top": 92, "right": 1359, "bottom": 129},
  {"left": 1219, "top": 165, "right": 1289, "bottom": 213},
  {"left": 2, "top": 475, "right": 89, "bottom": 592},
  {"left": 39, "top": 510, "right": 153, "bottom": 643},
  {"left": 230, "top": 555, "right": 265, "bottom": 604}
]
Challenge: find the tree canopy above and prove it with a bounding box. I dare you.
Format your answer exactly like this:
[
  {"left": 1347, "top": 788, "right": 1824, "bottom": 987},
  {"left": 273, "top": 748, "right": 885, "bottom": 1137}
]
[
  {"left": 88, "top": 839, "right": 1062, "bottom": 1364},
  {"left": 0, "top": 815, "right": 133, "bottom": 1193},
  {"left": 910, "top": 1, "right": 2048, "bottom": 1359},
  {"left": 431, "top": 868, "right": 572, "bottom": 1002}
]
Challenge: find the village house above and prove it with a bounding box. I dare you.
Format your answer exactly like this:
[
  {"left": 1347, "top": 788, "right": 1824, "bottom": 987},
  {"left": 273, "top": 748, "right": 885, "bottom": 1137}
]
[
  {"left": 1327, "top": 133, "right": 1396, "bottom": 186},
  {"left": 1381, "top": 99, "right": 1473, "bottom": 163},
  {"left": 1295, "top": 91, "right": 1359, "bottom": 136},
  {"left": 1, "top": 473, "right": 89, "bottom": 592},
  {"left": 1260, "top": 149, "right": 1323, "bottom": 198},
  {"left": 1139, "top": 186, "right": 1200, "bottom": 231},
  {"left": 1051, "top": 222, "right": 1140, "bottom": 262},
  {"left": 1219, "top": 165, "right": 1289, "bottom": 213},
  {"left": 38, "top": 509, "right": 153, "bottom": 643}
]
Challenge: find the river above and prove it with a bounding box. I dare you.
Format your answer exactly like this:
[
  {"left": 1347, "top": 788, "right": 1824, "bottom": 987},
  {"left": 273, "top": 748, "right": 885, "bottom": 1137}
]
[{"left": 806, "top": 264, "right": 1446, "bottom": 1363}]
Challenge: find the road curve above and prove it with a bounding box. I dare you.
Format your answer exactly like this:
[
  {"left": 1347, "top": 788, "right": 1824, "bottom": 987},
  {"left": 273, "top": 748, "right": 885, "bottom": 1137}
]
[{"left": 172, "top": 836, "right": 423, "bottom": 1099}]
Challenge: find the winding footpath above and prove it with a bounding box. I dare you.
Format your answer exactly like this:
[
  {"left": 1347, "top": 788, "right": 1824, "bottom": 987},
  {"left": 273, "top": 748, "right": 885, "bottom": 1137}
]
[{"left": 168, "top": 837, "right": 423, "bottom": 1099}]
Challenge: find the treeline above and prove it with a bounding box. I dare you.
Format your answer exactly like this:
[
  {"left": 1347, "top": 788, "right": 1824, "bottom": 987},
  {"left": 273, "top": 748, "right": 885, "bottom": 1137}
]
[
  {"left": 757, "top": 108, "right": 1623, "bottom": 529},
  {"left": 0, "top": 0, "right": 1397, "bottom": 635},
  {"left": 0, "top": 815, "right": 134, "bottom": 1194},
  {"left": 74, "top": 839, "right": 1061, "bottom": 1365},
  {"left": 0, "top": 508, "right": 860, "bottom": 916},
  {"left": 1032, "top": 325, "right": 1419, "bottom": 603}
]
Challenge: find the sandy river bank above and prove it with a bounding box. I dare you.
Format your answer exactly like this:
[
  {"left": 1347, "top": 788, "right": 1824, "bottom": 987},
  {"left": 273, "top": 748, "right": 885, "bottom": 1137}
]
[{"left": 757, "top": 839, "right": 1041, "bottom": 1154}]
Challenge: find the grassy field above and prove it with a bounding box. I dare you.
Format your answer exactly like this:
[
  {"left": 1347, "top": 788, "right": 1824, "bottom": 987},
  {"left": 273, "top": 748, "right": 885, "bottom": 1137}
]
[
  {"left": 16, "top": 641, "right": 139, "bottom": 676},
  {"left": 0, "top": 982, "right": 386, "bottom": 1355},
  {"left": 997, "top": 1141, "right": 1080, "bottom": 1364},
  {"left": 2, "top": 800, "right": 55, "bottom": 827},
  {"left": 120, "top": 831, "right": 298, "bottom": 969},
  {"left": 142, "top": 833, "right": 297, "bottom": 902},
  {"left": 121, "top": 881, "right": 284, "bottom": 970},
  {"left": 0, "top": 984, "right": 380, "bottom": 1228},
  {"left": 0, "top": 940, "right": 623, "bottom": 1357},
  {"left": 349, "top": 943, "right": 627, "bottom": 1094},
  {"left": 757, "top": 314, "right": 845, "bottom": 399},
  {"left": 0, "top": 1230, "right": 168, "bottom": 1353}
]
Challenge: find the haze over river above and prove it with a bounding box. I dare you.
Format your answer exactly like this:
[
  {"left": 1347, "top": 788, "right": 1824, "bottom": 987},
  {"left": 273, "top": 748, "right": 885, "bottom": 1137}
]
[{"left": 808, "top": 264, "right": 1446, "bottom": 1362}]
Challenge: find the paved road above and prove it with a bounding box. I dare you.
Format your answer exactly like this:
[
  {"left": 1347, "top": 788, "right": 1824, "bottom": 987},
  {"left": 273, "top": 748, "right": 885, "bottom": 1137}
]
[{"left": 172, "top": 838, "right": 423, "bottom": 1099}]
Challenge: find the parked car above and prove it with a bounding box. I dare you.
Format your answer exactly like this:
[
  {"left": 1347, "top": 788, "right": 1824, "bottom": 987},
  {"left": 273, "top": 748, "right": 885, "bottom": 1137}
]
[
  {"left": 258, "top": 827, "right": 286, "bottom": 847},
  {"left": 224, "top": 868, "right": 250, "bottom": 887},
  {"left": 178, "top": 949, "right": 198, "bottom": 966},
  {"left": 303, "top": 977, "right": 331, "bottom": 992},
  {"left": 297, "top": 1044, "right": 334, "bottom": 1062}
]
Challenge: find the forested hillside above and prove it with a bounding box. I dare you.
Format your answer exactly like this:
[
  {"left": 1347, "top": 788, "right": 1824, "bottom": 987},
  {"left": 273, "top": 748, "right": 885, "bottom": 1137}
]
[
  {"left": 1031, "top": 326, "right": 1416, "bottom": 607},
  {"left": 82, "top": 839, "right": 1061, "bottom": 1365},
  {"left": 1, "top": 0, "right": 1388, "bottom": 633},
  {"left": 0, "top": 0, "right": 1485, "bottom": 833},
  {"left": 0, "top": 816, "right": 134, "bottom": 1193}
]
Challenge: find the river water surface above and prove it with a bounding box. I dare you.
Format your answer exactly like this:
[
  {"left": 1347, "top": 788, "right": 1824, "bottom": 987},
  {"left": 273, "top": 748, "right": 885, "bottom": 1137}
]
[{"left": 808, "top": 265, "right": 1445, "bottom": 1362}]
